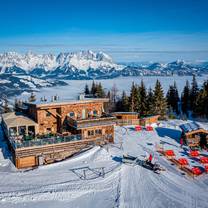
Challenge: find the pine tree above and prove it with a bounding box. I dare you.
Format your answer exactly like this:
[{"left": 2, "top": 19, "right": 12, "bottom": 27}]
[
  {"left": 96, "top": 82, "right": 105, "bottom": 98},
  {"left": 129, "top": 82, "right": 140, "bottom": 112},
  {"left": 138, "top": 80, "right": 147, "bottom": 116},
  {"left": 91, "top": 80, "right": 96, "bottom": 96},
  {"left": 181, "top": 80, "right": 190, "bottom": 116},
  {"left": 84, "top": 84, "right": 90, "bottom": 94},
  {"left": 146, "top": 87, "right": 154, "bottom": 115},
  {"left": 190, "top": 75, "right": 199, "bottom": 113},
  {"left": 153, "top": 80, "right": 167, "bottom": 117},
  {"left": 106, "top": 90, "right": 114, "bottom": 112},
  {"left": 166, "top": 82, "right": 179, "bottom": 114},
  {"left": 195, "top": 80, "right": 208, "bottom": 117},
  {"left": 120, "top": 91, "right": 129, "bottom": 112}
]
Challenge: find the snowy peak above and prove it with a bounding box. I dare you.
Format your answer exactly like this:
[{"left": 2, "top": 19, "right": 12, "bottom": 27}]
[
  {"left": 0, "top": 52, "right": 57, "bottom": 72},
  {"left": 0, "top": 50, "right": 120, "bottom": 73}
]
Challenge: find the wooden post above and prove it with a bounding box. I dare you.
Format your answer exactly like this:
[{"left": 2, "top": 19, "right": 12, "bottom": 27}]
[{"left": 83, "top": 169, "right": 86, "bottom": 179}]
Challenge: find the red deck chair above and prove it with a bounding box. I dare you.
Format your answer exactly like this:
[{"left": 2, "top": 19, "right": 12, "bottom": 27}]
[
  {"left": 200, "top": 157, "right": 208, "bottom": 164},
  {"left": 165, "top": 150, "right": 175, "bottom": 158},
  {"left": 146, "top": 126, "right": 153, "bottom": 131},
  {"left": 191, "top": 167, "right": 202, "bottom": 176},
  {"left": 204, "top": 165, "right": 208, "bottom": 173},
  {"left": 135, "top": 125, "right": 142, "bottom": 131},
  {"left": 178, "top": 158, "right": 189, "bottom": 166},
  {"left": 189, "top": 150, "right": 199, "bottom": 157}
]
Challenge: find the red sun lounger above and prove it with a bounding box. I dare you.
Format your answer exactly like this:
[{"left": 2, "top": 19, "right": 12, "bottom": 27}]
[
  {"left": 146, "top": 126, "right": 153, "bottom": 131},
  {"left": 178, "top": 158, "right": 189, "bottom": 166},
  {"left": 189, "top": 150, "right": 199, "bottom": 157},
  {"left": 200, "top": 157, "right": 208, "bottom": 164},
  {"left": 165, "top": 150, "right": 175, "bottom": 158},
  {"left": 135, "top": 125, "right": 142, "bottom": 131},
  {"left": 204, "top": 165, "right": 208, "bottom": 173},
  {"left": 191, "top": 167, "right": 202, "bottom": 176}
]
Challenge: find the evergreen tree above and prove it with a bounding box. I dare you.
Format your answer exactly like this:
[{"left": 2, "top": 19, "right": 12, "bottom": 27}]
[
  {"left": 166, "top": 82, "right": 179, "bottom": 114},
  {"left": 84, "top": 84, "right": 90, "bottom": 94},
  {"left": 138, "top": 80, "right": 147, "bottom": 116},
  {"left": 96, "top": 82, "right": 105, "bottom": 98},
  {"left": 91, "top": 80, "right": 96, "bottom": 96},
  {"left": 153, "top": 80, "right": 167, "bottom": 117},
  {"left": 190, "top": 75, "right": 199, "bottom": 113},
  {"left": 146, "top": 87, "right": 154, "bottom": 115},
  {"left": 129, "top": 82, "right": 140, "bottom": 112},
  {"left": 106, "top": 90, "right": 114, "bottom": 112},
  {"left": 120, "top": 91, "right": 129, "bottom": 112},
  {"left": 195, "top": 80, "right": 208, "bottom": 117},
  {"left": 181, "top": 80, "right": 190, "bottom": 116}
]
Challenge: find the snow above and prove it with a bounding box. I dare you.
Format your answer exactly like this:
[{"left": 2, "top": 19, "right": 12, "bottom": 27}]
[
  {"left": 0, "top": 80, "right": 11, "bottom": 84},
  {"left": 0, "top": 50, "right": 123, "bottom": 72},
  {"left": 13, "top": 75, "right": 52, "bottom": 89},
  {"left": 0, "top": 120, "right": 208, "bottom": 208}
]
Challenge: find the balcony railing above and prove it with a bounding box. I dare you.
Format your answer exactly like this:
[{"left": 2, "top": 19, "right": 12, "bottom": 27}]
[
  {"left": 9, "top": 134, "right": 82, "bottom": 149},
  {"left": 67, "top": 114, "right": 116, "bottom": 129}
]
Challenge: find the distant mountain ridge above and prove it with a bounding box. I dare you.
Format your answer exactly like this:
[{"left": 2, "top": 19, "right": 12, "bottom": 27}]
[{"left": 0, "top": 51, "right": 207, "bottom": 79}]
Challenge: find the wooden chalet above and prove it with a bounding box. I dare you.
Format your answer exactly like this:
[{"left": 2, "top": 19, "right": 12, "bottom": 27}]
[
  {"left": 112, "top": 112, "right": 140, "bottom": 126},
  {"left": 179, "top": 122, "right": 208, "bottom": 147},
  {"left": 139, "top": 115, "right": 159, "bottom": 126},
  {"left": 112, "top": 112, "right": 159, "bottom": 126},
  {"left": 1, "top": 98, "right": 116, "bottom": 169}
]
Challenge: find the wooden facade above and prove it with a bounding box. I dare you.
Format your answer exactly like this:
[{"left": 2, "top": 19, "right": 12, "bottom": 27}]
[
  {"left": 112, "top": 112, "right": 140, "bottom": 126},
  {"left": 182, "top": 129, "right": 208, "bottom": 147},
  {"left": 2, "top": 98, "right": 116, "bottom": 169},
  {"left": 26, "top": 99, "right": 106, "bottom": 135},
  {"left": 180, "top": 122, "right": 208, "bottom": 147},
  {"left": 139, "top": 115, "right": 159, "bottom": 126},
  {"left": 12, "top": 136, "right": 109, "bottom": 169},
  {"left": 113, "top": 112, "right": 159, "bottom": 126}
]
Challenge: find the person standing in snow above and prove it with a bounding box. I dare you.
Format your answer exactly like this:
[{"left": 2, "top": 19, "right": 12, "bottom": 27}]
[{"left": 148, "top": 154, "right": 153, "bottom": 163}]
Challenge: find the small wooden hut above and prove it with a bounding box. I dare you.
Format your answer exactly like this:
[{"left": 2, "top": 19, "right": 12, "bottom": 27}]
[
  {"left": 112, "top": 112, "right": 139, "bottom": 126},
  {"left": 179, "top": 122, "right": 208, "bottom": 147}
]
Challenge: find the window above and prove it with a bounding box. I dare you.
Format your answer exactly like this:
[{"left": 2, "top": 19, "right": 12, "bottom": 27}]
[
  {"left": 46, "top": 112, "right": 51, "bottom": 117},
  {"left": 46, "top": 128, "right": 51, "bottom": 132},
  {"left": 9, "top": 127, "right": 17, "bottom": 136},
  {"left": 88, "top": 130, "right": 94, "bottom": 136},
  {"left": 69, "top": 112, "right": 75, "bottom": 117},
  {"left": 95, "top": 129, "right": 102, "bottom": 135},
  {"left": 18, "top": 126, "right": 26, "bottom": 136}
]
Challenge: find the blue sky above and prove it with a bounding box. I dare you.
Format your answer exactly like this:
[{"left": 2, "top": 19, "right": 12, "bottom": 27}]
[{"left": 0, "top": 0, "right": 208, "bottom": 62}]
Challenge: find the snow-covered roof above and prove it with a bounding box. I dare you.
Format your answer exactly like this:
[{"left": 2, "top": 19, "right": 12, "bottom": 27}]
[
  {"left": 25, "top": 98, "right": 109, "bottom": 107},
  {"left": 179, "top": 122, "right": 201, "bottom": 133},
  {"left": 2, "top": 112, "right": 37, "bottom": 127}
]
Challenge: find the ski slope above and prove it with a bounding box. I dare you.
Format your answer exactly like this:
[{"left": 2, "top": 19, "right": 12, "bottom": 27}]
[{"left": 0, "top": 120, "right": 208, "bottom": 208}]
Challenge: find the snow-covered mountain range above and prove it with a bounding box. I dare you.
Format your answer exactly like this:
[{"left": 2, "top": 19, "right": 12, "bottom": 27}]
[
  {"left": 0, "top": 50, "right": 122, "bottom": 76},
  {"left": 0, "top": 51, "right": 207, "bottom": 79}
]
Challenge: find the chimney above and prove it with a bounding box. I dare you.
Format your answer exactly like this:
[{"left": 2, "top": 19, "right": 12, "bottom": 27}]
[{"left": 78, "top": 93, "right": 85, "bottom": 100}]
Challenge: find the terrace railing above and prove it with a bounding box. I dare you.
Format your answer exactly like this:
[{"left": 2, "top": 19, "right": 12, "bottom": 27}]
[
  {"left": 9, "top": 134, "right": 82, "bottom": 149},
  {"left": 67, "top": 114, "right": 116, "bottom": 129}
]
